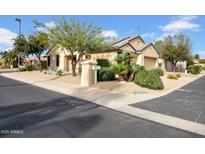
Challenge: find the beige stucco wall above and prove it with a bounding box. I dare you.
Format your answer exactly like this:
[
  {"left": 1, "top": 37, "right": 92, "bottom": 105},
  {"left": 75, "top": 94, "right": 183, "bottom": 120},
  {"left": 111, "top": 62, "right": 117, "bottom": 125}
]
[
  {"left": 141, "top": 45, "right": 159, "bottom": 58},
  {"left": 120, "top": 44, "right": 135, "bottom": 52},
  {"left": 159, "top": 58, "right": 187, "bottom": 72},
  {"left": 47, "top": 45, "right": 81, "bottom": 73},
  {"left": 90, "top": 52, "right": 118, "bottom": 64},
  {"left": 47, "top": 46, "right": 69, "bottom": 71},
  {"left": 140, "top": 45, "right": 159, "bottom": 69},
  {"left": 129, "top": 37, "right": 145, "bottom": 49},
  {"left": 136, "top": 54, "right": 143, "bottom": 65},
  {"left": 144, "top": 57, "right": 158, "bottom": 69}
]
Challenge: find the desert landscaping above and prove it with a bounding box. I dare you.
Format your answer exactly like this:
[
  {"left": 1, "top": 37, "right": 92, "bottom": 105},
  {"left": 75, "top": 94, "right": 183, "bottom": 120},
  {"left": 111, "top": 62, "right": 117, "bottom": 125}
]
[{"left": 4, "top": 70, "right": 205, "bottom": 96}]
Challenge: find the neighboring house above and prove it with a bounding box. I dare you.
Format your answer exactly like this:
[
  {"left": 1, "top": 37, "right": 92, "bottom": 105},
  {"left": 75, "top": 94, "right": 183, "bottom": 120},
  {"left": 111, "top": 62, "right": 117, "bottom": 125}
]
[
  {"left": 45, "top": 36, "right": 160, "bottom": 73},
  {"left": 89, "top": 36, "right": 160, "bottom": 69},
  {"left": 25, "top": 56, "right": 47, "bottom": 65},
  {"left": 46, "top": 45, "right": 83, "bottom": 73},
  {"left": 158, "top": 59, "right": 187, "bottom": 72},
  {"left": 192, "top": 58, "right": 199, "bottom": 64}
]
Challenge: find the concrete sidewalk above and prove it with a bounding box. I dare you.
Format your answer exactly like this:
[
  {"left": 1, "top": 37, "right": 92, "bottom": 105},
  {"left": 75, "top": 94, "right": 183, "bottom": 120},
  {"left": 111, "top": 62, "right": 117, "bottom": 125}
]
[
  {"left": 0, "top": 72, "right": 156, "bottom": 108},
  {"left": 1, "top": 72, "right": 204, "bottom": 108},
  {"left": 1, "top": 72, "right": 205, "bottom": 136}
]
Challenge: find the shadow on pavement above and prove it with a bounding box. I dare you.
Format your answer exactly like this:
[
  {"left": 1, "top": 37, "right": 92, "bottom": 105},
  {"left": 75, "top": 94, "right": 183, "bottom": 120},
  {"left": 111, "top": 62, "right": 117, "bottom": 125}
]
[{"left": 0, "top": 95, "right": 101, "bottom": 137}]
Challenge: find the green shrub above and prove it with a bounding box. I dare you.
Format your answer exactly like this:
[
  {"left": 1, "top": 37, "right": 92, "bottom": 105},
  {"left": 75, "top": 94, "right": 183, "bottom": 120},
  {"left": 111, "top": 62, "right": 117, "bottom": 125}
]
[
  {"left": 112, "top": 64, "right": 128, "bottom": 75},
  {"left": 97, "top": 59, "right": 110, "bottom": 67},
  {"left": 151, "top": 68, "right": 164, "bottom": 76},
  {"left": 132, "top": 65, "right": 145, "bottom": 74},
  {"left": 199, "top": 59, "right": 205, "bottom": 64},
  {"left": 112, "top": 64, "right": 129, "bottom": 80},
  {"left": 18, "top": 67, "right": 26, "bottom": 72},
  {"left": 115, "top": 53, "right": 133, "bottom": 65},
  {"left": 97, "top": 67, "right": 115, "bottom": 81},
  {"left": 127, "top": 65, "right": 145, "bottom": 81},
  {"left": 167, "top": 74, "right": 178, "bottom": 80},
  {"left": 134, "top": 70, "right": 164, "bottom": 90},
  {"left": 25, "top": 64, "right": 35, "bottom": 71},
  {"left": 187, "top": 59, "right": 194, "bottom": 67},
  {"left": 56, "top": 69, "right": 63, "bottom": 76},
  {"left": 176, "top": 73, "right": 181, "bottom": 78},
  {"left": 33, "top": 63, "right": 41, "bottom": 71},
  {"left": 187, "top": 65, "right": 202, "bottom": 75}
]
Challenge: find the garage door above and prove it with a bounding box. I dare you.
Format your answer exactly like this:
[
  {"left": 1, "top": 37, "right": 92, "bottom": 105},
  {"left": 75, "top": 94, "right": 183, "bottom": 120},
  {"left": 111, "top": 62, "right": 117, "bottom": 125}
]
[{"left": 144, "top": 57, "right": 157, "bottom": 69}]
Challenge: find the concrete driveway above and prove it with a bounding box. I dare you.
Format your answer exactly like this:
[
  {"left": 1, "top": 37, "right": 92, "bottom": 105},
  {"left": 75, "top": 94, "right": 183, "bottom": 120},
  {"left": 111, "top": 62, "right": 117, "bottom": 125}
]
[
  {"left": 131, "top": 76, "right": 205, "bottom": 124},
  {"left": 129, "top": 76, "right": 205, "bottom": 136},
  {"left": 0, "top": 75, "right": 201, "bottom": 138}
]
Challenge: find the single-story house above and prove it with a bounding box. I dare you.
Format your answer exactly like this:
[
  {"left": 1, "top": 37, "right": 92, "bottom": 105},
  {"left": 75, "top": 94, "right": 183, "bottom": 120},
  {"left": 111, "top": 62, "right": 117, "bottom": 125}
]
[
  {"left": 45, "top": 36, "right": 160, "bottom": 73},
  {"left": 158, "top": 59, "right": 187, "bottom": 72},
  {"left": 192, "top": 58, "right": 199, "bottom": 64}
]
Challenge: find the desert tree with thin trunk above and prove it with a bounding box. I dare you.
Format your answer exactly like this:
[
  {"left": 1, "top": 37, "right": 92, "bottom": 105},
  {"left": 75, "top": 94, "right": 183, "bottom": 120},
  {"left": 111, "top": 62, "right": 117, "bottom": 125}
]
[
  {"left": 159, "top": 33, "right": 192, "bottom": 72},
  {"left": 47, "top": 18, "right": 107, "bottom": 76},
  {"left": 13, "top": 34, "right": 30, "bottom": 64},
  {"left": 28, "top": 32, "right": 49, "bottom": 71}
]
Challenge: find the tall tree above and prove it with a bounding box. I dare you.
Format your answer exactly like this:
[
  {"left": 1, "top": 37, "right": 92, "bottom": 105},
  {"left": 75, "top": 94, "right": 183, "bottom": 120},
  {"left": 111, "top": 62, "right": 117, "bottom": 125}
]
[
  {"left": 155, "top": 40, "right": 162, "bottom": 48},
  {"left": 48, "top": 18, "right": 107, "bottom": 76},
  {"left": 194, "top": 54, "right": 200, "bottom": 59},
  {"left": 13, "top": 34, "right": 30, "bottom": 64},
  {"left": 1, "top": 50, "right": 18, "bottom": 68},
  {"left": 28, "top": 32, "right": 49, "bottom": 71},
  {"left": 160, "top": 33, "right": 192, "bottom": 72}
]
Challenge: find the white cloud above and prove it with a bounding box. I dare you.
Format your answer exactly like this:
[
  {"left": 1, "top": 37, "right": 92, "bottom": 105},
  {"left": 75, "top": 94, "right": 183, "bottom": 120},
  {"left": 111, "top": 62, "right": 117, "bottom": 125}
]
[
  {"left": 0, "top": 27, "right": 17, "bottom": 51},
  {"left": 101, "top": 30, "right": 118, "bottom": 39},
  {"left": 157, "top": 16, "right": 200, "bottom": 40},
  {"left": 160, "top": 16, "right": 200, "bottom": 32},
  {"left": 37, "top": 21, "right": 55, "bottom": 32},
  {"left": 141, "top": 32, "right": 156, "bottom": 38}
]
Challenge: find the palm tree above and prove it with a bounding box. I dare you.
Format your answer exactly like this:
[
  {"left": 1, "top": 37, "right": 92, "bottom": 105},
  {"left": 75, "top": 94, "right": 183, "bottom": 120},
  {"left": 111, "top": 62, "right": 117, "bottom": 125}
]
[
  {"left": 2, "top": 50, "right": 18, "bottom": 68},
  {"left": 113, "top": 53, "right": 133, "bottom": 81}
]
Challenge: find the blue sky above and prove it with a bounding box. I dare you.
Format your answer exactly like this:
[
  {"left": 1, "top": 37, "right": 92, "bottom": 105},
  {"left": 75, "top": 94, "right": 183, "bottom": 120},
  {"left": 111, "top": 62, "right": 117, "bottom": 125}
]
[{"left": 0, "top": 15, "right": 205, "bottom": 58}]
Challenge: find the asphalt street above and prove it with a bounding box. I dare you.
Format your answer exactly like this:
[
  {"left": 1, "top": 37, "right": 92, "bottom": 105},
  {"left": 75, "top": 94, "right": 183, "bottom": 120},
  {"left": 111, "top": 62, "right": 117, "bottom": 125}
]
[
  {"left": 132, "top": 76, "right": 205, "bottom": 124},
  {"left": 0, "top": 75, "right": 202, "bottom": 137}
]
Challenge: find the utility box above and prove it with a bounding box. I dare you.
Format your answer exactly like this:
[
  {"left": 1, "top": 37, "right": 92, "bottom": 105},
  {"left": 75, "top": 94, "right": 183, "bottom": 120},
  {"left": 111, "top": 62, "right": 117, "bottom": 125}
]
[{"left": 81, "top": 60, "right": 100, "bottom": 87}]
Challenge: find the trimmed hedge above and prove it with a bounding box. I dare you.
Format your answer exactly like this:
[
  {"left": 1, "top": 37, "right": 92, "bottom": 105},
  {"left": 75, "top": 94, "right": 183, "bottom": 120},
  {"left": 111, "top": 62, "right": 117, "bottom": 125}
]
[
  {"left": 25, "top": 64, "right": 35, "bottom": 71},
  {"left": 56, "top": 69, "right": 63, "bottom": 76},
  {"left": 97, "top": 67, "right": 115, "bottom": 81},
  {"left": 18, "top": 67, "right": 26, "bottom": 72},
  {"left": 134, "top": 70, "right": 164, "bottom": 90},
  {"left": 97, "top": 59, "right": 110, "bottom": 67},
  {"left": 132, "top": 65, "right": 145, "bottom": 74},
  {"left": 176, "top": 73, "right": 181, "bottom": 78},
  {"left": 167, "top": 74, "right": 178, "bottom": 80},
  {"left": 199, "top": 59, "right": 205, "bottom": 64},
  {"left": 151, "top": 68, "right": 164, "bottom": 76},
  {"left": 187, "top": 65, "right": 202, "bottom": 75}
]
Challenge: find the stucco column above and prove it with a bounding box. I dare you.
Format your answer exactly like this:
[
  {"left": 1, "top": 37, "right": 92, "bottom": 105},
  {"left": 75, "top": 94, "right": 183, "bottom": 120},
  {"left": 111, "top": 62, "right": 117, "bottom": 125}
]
[
  {"left": 81, "top": 60, "right": 99, "bottom": 87},
  {"left": 136, "top": 54, "right": 144, "bottom": 66},
  {"left": 155, "top": 58, "right": 159, "bottom": 68}
]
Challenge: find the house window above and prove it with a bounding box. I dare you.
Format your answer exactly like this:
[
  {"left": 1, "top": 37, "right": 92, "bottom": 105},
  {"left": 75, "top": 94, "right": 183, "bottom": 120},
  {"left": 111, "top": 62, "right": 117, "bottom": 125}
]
[
  {"left": 47, "top": 56, "right": 50, "bottom": 67},
  {"left": 85, "top": 55, "right": 91, "bottom": 59},
  {"left": 127, "top": 53, "right": 131, "bottom": 65},
  {"left": 56, "top": 55, "right": 59, "bottom": 67},
  {"left": 117, "top": 51, "right": 122, "bottom": 55},
  {"left": 73, "top": 55, "right": 77, "bottom": 62}
]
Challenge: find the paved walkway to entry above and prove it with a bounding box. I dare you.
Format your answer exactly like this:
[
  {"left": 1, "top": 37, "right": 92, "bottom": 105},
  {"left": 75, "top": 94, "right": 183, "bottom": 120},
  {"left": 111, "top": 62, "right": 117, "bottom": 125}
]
[{"left": 1, "top": 72, "right": 205, "bottom": 136}]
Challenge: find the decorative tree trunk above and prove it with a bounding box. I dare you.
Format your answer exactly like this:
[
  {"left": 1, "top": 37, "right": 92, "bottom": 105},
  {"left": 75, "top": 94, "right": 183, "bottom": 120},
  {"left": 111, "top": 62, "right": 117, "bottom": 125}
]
[
  {"left": 37, "top": 56, "right": 42, "bottom": 72},
  {"left": 71, "top": 60, "right": 77, "bottom": 76},
  {"left": 173, "top": 61, "right": 177, "bottom": 72}
]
